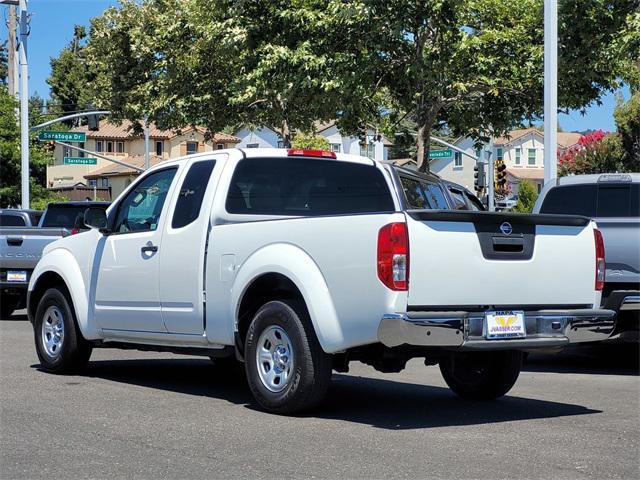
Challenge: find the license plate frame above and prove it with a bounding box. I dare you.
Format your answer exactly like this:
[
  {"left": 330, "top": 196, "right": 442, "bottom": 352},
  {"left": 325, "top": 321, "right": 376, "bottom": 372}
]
[
  {"left": 6, "top": 270, "right": 27, "bottom": 283},
  {"left": 484, "top": 310, "right": 526, "bottom": 340}
]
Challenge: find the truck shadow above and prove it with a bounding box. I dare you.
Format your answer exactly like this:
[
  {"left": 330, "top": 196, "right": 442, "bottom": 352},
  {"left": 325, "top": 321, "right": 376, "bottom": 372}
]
[{"left": 36, "top": 357, "right": 602, "bottom": 430}]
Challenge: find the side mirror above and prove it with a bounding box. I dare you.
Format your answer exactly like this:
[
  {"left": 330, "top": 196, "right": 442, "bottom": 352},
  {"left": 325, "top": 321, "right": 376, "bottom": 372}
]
[{"left": 83, "top": 207, "right": 109, "bottom": 234}]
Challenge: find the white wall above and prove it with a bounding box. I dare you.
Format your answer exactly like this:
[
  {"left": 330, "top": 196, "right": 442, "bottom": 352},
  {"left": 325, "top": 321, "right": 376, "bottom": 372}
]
[
  {"left": 235, "top": 127, "right": 283, "bottom": 149},
  {"left": 430, "top": 137, "right": 480, "bottom": 190}
]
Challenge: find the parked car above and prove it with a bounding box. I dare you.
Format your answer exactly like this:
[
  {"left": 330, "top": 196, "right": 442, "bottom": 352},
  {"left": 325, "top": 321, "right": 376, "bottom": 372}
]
[
  {"left": 496, "top": 195, "right": 518, "bottom": 211},
  {"left": 0, "top": 201, "right": 110, "bottom": 317},
  {"left": 534, "top": 173, "right": 639, "bottom": 340},
  {"left": 0, "top": 209, "right": 43, "bottom": 227},
  {"left": 28, "top": 148, "right": 614, "bottom": 413}
]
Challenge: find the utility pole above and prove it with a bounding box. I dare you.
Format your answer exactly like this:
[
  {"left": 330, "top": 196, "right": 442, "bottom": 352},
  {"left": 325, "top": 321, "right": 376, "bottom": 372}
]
[
  {"left": 544, "top": 0, "right": 558, "bottom": 184},
  {"left": 487, "top": 140, "right": 495, "bottom": 212},
  {"left": 18, "top": 0, "right": 29, "bottom": 209},
  {"left": 7, "top": 4, "right": 18, "bottom": 98},
  {"left": 144, "top": 116, "right": 150, "bottom": 170}
]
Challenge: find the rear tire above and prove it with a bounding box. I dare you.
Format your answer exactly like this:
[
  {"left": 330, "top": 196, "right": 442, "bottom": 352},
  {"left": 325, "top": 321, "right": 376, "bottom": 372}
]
[
  {"left": 439, "top": 350, "right": 523, "bottom": 400},
  {"left": 244, "top": 300, "right": 332, "bottom": 414},
  {"left": 33, "top": 288, "right": 92, "bottom": 374}
]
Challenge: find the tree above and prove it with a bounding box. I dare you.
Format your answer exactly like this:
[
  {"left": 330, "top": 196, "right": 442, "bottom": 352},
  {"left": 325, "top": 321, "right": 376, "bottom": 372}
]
[
  {"left": 558, "top": 130, "right": 628, "bottom": 176},
  {"left": 0, "top": 41, "right": 7, "bottom": 85},
  {"left": 614, "top": 92, "right": 640, "bottom": 169},
  {"left": 329, "top": 0, "right": 640, "bottom": 172},
  {"left": 47, "top": 25, "right": 90, "bottom": 125},
  {"left": 513, "top": 180, "right": 538, "bottom": 213},
  {"left": 86, "top": 0, "right": 341, "bottom": 143},
  {"left": 291, "top": 132, "right": 330, "bottom": 150},
  {"left": 0, "top": 87, "right": 64, "bottom": 208}
]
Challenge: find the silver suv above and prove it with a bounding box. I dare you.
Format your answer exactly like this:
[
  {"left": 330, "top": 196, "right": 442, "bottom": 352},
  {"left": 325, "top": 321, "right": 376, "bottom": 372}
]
[{"left": 534, "top": 173, "right": 639, "bottom": 340}]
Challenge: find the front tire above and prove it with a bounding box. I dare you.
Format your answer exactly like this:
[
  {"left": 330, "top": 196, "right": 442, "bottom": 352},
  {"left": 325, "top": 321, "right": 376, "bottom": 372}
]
[
  {"left": 244, "top": 300, "right": 332, "bottom": 414},
  {"left": 33, "top": 288, "right": 92, "bottom": 374},
  {"left": 439, "top": 350, "right": 523, "bottom": 400}
]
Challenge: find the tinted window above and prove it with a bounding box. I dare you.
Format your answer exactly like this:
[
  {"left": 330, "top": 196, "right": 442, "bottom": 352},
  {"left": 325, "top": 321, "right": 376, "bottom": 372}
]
[
  {"left": 447, "top": 188, "right": 468, "bottom": 210},
  {"left": 422, "top": 183, "right": 449, "bottom": 209},
  {"left": 42, "top": 206, "right": 90, "bottom": 228},
  {"left": 464, "top": 192, "right": 484, "bottom": 211},
  {"left": 113, "top": 168, "right": 177, "bottom": 233},
  {"left": 172, "top": 160, "right": 216, "bottom": 228},
  {"left": 539, "top": 185, "right": 597, "bottom": 216},
  {"left": 0, "top": 214, "right": 26, "bottom": 226},
  {"left": 597, "top": 185, "right": 631, "bottom": 217},
  {"left": 226, "top": 158, "right": 394, "bottom": 215},
  {"left": 631, "top": 184, "right": 639, "bottom": 217},
  {"left": 400, "top": 177, "right": 428, "bottom": 209}
]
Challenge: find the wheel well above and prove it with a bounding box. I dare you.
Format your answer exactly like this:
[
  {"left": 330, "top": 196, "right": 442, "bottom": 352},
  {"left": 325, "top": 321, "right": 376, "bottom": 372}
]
[
  {"left": 236, "top": 273, "right": 307, "bottom": 354},
  {"left": 28, "top": 272, "right": 70, "bottom": 321}
]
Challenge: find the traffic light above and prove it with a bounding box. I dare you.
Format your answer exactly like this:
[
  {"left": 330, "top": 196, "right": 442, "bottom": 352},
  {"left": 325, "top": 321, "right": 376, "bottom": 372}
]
[
  {"left": 495, "top": 161, "right": 507, "bottom": 191},
  {"left": 474, "top": 161, "right": 485, "bottom": 192}
]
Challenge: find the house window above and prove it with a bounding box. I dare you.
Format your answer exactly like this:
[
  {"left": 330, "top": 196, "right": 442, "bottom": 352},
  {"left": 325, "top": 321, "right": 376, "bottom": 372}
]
[
  {"left": 475, "top": 147, "right": 482, "bottom": 160},
  {"left": 106, "top": 141, "right": 113, "bottom": 153},
  {"left": 78, "top": 142, "right": 85, "bottom": 158},
  {"left": 155, "top": 141, "right": 163, "bottom": 156},
  {"left": 101, "top": 178, "right": 109, "bottom": 188},
  {"left": 116, "top": 141, "right": 125, "bottom": 153},
  {"left": 247, "top": 143, "right": 259, "bottom": 148},
  {"left": 528, "top": 148, "right": 536, "bottom": 165},
  {"left": 186, "top": 141, "right": 198, "bottom": 155},
  {"left": 515, "top": 147, "right": 521, "bottom": 165},
  {"left": 63, "top": 146, "right": 72, "bottom": 158},
  {"left": 95, "top": 141, "right": 103, "bottom": 152},
  {"left": 496, "top": 147, "right": 503, "bottom": 161},
  {"left": 88, "top": 179, "right": 97, "bottom": 187},
  {"left": 330, "top": 143, "right": 341, "bottom": 153},
  {"left": 359, "top": 143, "right": 375, "bottom": 158},
  {"left": 277, "top": 140, "right": 284, "bottom": 148},
  {"left": 454, "top": 151, "right": 463, "bottom": 168},
  {"left": 217, "top": 143, "right": 225, "bottom": 150}
]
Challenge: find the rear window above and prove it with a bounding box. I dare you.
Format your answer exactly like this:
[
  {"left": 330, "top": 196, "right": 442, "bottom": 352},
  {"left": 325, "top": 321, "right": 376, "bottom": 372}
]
[
  {"left": 226, "top": 157, "right": 394, "bottom": 215},
  {"left": 399, "top": 176, "right": 449, "bottom": 209},
  {"left": 540, "top": 184, "right": 639, "bottom": 218},
  {"left": 447, "top": 187, "right": 468, "bottom": 210},
  {"left": 0, "top": 214, "right": 26, "bottom": 227},
  {"left": 539, "top": 185, "right": 597, "bottom": 216}
]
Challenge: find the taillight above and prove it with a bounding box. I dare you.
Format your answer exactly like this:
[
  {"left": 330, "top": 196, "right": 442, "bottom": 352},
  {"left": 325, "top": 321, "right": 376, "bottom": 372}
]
[
  {"left": 287, "top": 148, "right": 337, "bottom": 159},
  {"left": 594, "top": 228, "right": 605, "bottom": 291},
  {"left": 377, "top": 222, "right": 409, "bottom": 291},
  {"left": 70, "top": 228, "right": 79, "bottom": 235}
]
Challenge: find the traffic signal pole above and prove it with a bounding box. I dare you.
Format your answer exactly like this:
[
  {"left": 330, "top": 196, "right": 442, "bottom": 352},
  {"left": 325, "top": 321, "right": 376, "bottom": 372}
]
[
  {"left": 18, "top": 0, "right": 29, "bottom": 209},
  {"left": 544, "top": 0, "right": 558, "bottom": 184}
]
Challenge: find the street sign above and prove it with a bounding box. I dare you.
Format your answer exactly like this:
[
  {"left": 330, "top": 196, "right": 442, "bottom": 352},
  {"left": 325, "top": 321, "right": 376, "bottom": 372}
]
[
  {"left": 64, "top": 157, "right": 97, "bottom": 165},
  {"left": 38, "top": 131, "right": 86, "bottom": 142},
  {"left": 429, "top": 148, "right": 452, "bottom": 159}
]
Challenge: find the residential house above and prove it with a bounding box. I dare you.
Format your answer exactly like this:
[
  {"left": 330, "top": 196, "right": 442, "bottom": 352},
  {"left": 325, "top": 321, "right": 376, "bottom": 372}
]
[
  {"left": 415, "top": 128, "right": 582, "bottom": 193},
  {"left": 234, "top": 121, "right": 392, "bottom": 161},
  {"left": 47, "top": 120, "right": 240, "bottom": 198}
]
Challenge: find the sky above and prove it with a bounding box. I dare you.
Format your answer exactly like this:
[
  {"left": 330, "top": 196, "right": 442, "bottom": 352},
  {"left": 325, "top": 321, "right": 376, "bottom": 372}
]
[{"left": 1, "top": 0, "right": 631, "bottom": 133}]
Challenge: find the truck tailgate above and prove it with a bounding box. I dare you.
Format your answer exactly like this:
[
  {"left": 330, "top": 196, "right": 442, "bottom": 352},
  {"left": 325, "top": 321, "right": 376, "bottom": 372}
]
[
  {"left": 0, "top": 227, "right": 68, "bottom": 269},
  {"left": 405, "top": 210, "right": 597, "bottom": 307}
]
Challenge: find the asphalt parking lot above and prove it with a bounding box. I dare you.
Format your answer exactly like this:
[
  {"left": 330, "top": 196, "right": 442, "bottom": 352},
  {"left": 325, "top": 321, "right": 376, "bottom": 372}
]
[{"left": 1, "top": 310, "right": 638, "bottom": 480}]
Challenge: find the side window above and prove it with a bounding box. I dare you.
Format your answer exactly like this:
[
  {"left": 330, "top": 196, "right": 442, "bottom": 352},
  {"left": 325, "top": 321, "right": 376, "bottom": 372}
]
[
  {"left": 539, "top": 185, "right": 597, "bottom": 217},
  {"left": 400, "top": 176, "right": 428, "bottom": 209},
  {"left": 172, "top": 160, "right": 216, "bottom": 229},
  {"left": 0, "top": 214, "right": 26, "bottom": 226},
  {"left": 464, "top": 192, "right": 484, "bottom": 211},
  {"left": 422, "top": 182, "right": 449, "bottom": 209},
  {"left": 113, "top": 168, "right": 177, "bottom": 233},
  {"left": 447, "top": 187, "right": 468, "bottom": 210}
]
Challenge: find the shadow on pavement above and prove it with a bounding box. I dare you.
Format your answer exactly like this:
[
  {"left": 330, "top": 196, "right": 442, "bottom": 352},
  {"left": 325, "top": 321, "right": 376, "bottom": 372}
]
[
  {"left": 523, "top": 343, "right": 639, "bottom": 377},
  {"left": 1, "top": 312, "right": 28, "bottom": 322},
  {"left": 33, "top": 357, "right": 601, "bottom": 430}
]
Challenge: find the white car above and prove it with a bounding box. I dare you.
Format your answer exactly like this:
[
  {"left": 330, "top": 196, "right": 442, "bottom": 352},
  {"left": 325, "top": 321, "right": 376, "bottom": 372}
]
[{"left": 28, "top": 148, "right": 615, "bottom": 413}]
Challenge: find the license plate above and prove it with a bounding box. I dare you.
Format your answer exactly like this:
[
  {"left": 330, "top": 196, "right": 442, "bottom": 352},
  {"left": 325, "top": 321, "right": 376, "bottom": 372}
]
[
  {"left": 485, "top": 310, "right": 526, "bottom": 339},
  {"left": 6, "top": 271, "right": 27, "bottom": 283}
]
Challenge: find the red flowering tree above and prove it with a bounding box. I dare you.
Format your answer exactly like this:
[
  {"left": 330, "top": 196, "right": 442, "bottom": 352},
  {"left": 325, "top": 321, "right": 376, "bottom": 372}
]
[{"left": 558, "top": 130, "right": 627, "bottom": 176}]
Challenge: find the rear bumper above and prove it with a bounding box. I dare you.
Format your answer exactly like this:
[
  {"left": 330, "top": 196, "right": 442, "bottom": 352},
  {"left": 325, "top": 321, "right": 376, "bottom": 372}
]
[{"left": 378, "top": 309, "right": 616, "bottom": 350}]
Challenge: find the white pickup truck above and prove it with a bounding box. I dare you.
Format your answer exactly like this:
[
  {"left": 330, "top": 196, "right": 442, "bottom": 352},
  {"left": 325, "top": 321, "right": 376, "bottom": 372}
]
[{"left": 28, "top": 148, "right": 615, "bottom": 413}]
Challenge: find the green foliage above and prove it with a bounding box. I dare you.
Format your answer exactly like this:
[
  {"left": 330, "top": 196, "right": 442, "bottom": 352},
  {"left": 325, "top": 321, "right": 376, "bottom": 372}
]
[
  {"left": 614, "top": 92, "right": 640, "bottom": 169},
  {"left": 291, "top": 132, "right": 330, "bottom": 150},
  {"left": 0, "top": 87, "right": 58, "bottom": 208},
  {"left": 47, "top": 25, "right": 90, "bottom": 124},
  {"left": 0, "top": 41, "right": 7, "bottom": 85},
  {"left": 513, "top": 180, "right": 538, "bottom": 213}
]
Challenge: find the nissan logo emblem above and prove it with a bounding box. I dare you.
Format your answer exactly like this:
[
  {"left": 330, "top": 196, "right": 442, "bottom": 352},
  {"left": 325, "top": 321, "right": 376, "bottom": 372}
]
[{"left": 500, "top": 222, "right": 513, "bottom": 235}]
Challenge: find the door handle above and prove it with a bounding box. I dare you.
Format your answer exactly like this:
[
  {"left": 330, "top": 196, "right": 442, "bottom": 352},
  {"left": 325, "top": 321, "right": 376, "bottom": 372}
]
[{"left": 141, "top": 244, "right": 158, "bottom": 254}]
